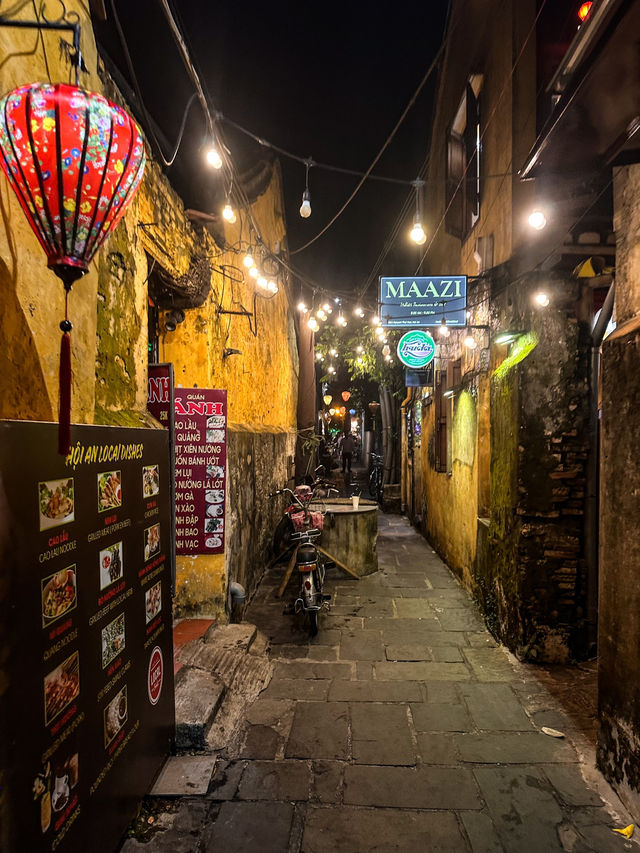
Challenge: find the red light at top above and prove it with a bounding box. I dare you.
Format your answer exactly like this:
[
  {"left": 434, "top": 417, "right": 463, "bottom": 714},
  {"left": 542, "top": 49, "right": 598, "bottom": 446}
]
[{"left": 578, "top": 2, "right": 593, "bottom": 22}]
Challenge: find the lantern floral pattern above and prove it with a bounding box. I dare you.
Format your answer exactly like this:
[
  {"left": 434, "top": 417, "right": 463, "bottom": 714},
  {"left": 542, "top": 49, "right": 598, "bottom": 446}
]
[{"left": 0, "top": 82, "right": 145, "bottom": 279}]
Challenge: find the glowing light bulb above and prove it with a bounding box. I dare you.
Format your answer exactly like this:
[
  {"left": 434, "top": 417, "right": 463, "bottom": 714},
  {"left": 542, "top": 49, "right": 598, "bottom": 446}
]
[
  {"left": 300, "top": 189, "right": 311, "bottom": 218},
  {"left": 267, "top": 280, "right": 278, "bottom": 293},
  {"left": 375, "top": 327, "right": 385, "bottom": 338},
  {"left": 298, "top": 302, "right": 308, "bottom": 312},
  {"left": 466, "top": 310, "right": 471, "bottom": 319},
  {"left": 222, "top": 203, "right": 236, "bottom": 224},
  {"left": 243, "top": 251, "right": 255, "bottom": 269},
  {"left": 528, "top": 209, "right": 547, "bottom": 230},
  {"left": 205, "top": 146, "right": 223, "bottom": 169},
  {"left": 249, "top": 266, "right": 259, "bottom": 279},
  {"left": 328, "top": 366, "right": 336, "bottom": 374},
  {"left": 337, "top": 315, "right": 347, "bottom": 327},
  {"left": 308, "top": 316, "right": 319, "bottom": 332},
  {"left": 438, "top": 320, "right": 450, "bottom": 338},
  {"left": 356, "top": 357, "right": 364, "bottom": 365},
  {"left": 534, "top": 291, "right": 550, "bottom": 307},
  {"left": 316, "top": 352, "right": 323, "bottom": 361},
  {"left": 410, "top": 221, "right": 427, "bottom": 245},
  {"left": 464, "top": 334, "right": 477, "bottom": 349},
  {"left": 330, "top": 349, "right": 337, "bottom": 357},
  {"left": 356, "top": 345, "right": 364, "bottom": 353},
  {"left": 322, "top": 303, "right": 332, "bottom": 314},
  {"left": 257, "top": 276, "right": 268, "bottom": 288},
  {"left": 371, "top": 315, "right": 381, "bottom": 326},
  {"left": 354, "top": 306, "right": 365, "bottom": 317},
  {"left": 317, "top": 310, "right": 327, "bottom": 321}
]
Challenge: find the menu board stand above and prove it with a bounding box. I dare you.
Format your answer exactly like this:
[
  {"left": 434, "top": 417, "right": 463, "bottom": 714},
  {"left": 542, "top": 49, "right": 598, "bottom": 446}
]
[{"left": 0, "top": 420, "right": 175, "bottom": 853}]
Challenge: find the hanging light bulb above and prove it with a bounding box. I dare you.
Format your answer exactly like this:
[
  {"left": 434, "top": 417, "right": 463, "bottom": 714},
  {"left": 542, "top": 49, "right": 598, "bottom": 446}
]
[
  {"left": 299, "top": 158, "right": 312, "bottom": 218},
  {"left": 317, "top": 309, "right": 327, "bottom": 321},
  {"left": 267, "top": 280, "right": 278, "bottom": 293},
  {"left": 205, "top": 144, "right": 223, "bottom": 169},
  {"left": 337, "top": 314, "right": 347, "bottom": 327},
  {"left": 354, "top": 306, "right": 365, "bottom": 317},
  {"left": 438, "top": 318, "right": 450, "bottom": 338},
  {"left": 328, "top": 365, "right": 336, "bottom": 374},
  {"left": 464, "top": 334, "right": 477, "bottom": 349},
  {"left": 322, "top": 302, "right": 332, "bottom": 314},
  {"left": 248, "top": 266, "right": 259, "bottom": 279},
  {"left": 330, "top": 348, "right": 337, "bottom": 357},
  {"left": 534, "top": 291, "right": 550, "bottom": 307},
  {"left": 308, "top": 316, "right": 319, "bottom": 332},
  {"left": 257, "top": 276, "right": 268, "bottom": 288},
  {"left": 298, "top": 301, "right": 308, "bottom": 312},
  {"left": 528, "top": 209, "right": 547, "bottom": 230},
  {"left": 243, "top": 249, "right": 255, "bottom": 269},
  {"left": 300, "top": 188, "right": 311, "bottom": 218},
  {"left": 316, "top": 353, "right": 324, "bottom": 361},
  {"left": 371, "top": 315, "right": 381, "bottom": 326},
  {"left": 410, "top": 179, "right": 427, "bottom": 245},
  {"left": 356, "top": 356, "right": 364, "bottom": 365},
  {"left": 356, "top": 345, "right": 364, "bottom": 353},
  {"left": 222, "top": 202, "right": 236, "bottom": 223},
  {"left": 375, "top": 326, "right": 385, "bottom": 338}
]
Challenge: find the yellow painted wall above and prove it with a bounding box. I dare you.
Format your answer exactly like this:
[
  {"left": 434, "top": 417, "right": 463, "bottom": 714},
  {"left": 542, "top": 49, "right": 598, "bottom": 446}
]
[{"left": 0, "top": 3, "right": 299, "bottom": 618}]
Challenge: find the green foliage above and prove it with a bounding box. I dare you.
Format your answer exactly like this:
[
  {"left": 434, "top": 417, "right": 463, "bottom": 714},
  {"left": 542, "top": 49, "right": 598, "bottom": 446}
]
[{"left": 316, "top": 321, "right": 405, "bottom": 400}]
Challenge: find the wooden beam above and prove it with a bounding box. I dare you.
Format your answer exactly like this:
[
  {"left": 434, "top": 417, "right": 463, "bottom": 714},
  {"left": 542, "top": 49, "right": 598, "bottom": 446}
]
[
  {"left": 317, "top": 545, "right": 360, "bottom": 580},
  {"left": 276, "top": 545, "right": 299, "bottom": 599}
]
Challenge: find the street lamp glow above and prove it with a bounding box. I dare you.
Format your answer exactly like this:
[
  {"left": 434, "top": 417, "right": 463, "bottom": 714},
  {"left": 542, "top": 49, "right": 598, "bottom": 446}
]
[
  {"left": 205, "top": 146, "right": 223, "bottom": 169},
  {"left": 410, "top": 221, "right": 427, "bottom": 245},
  {"left": 528, "top": 209, "right": 547, "bottom": 230}
]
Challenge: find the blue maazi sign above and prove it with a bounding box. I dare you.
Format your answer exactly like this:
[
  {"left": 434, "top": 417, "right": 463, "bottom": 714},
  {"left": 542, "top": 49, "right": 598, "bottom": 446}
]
[{"left": 379, "top": 276, "right": 467, "bottom": 328}]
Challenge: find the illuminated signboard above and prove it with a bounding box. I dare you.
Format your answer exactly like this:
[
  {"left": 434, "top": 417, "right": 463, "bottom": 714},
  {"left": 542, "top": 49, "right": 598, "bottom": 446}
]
[
  {"left": 397, "top": 330, "right": 436, "bottom": 369},
  {"left": 379, "top": 276, "right": 467, "bottom": 328}
]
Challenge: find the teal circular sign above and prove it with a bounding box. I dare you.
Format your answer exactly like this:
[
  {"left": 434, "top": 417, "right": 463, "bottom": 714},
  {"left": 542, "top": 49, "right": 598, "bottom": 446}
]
[{"left": 397, "top": 330, "right": 436, "bottom": 369}]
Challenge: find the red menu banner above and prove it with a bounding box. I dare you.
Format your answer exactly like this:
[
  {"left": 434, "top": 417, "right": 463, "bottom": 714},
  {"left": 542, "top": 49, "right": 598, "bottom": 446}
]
[{"left": 174, "top": 388, "right": 227, "bottom": 555}]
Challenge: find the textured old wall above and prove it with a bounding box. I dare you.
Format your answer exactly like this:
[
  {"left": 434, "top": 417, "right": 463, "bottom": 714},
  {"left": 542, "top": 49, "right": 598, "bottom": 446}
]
[
  {"left": 160, "top": 166, "right": 298, "bottom": 617},
  {"left": 598, "top": 164, "right": 640, "bottom": 815}
]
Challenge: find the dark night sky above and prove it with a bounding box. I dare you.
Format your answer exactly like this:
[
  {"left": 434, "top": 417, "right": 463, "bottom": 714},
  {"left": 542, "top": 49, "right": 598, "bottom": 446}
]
[{"left": 95, "top": 1, "right": 449, "bottom": 305}]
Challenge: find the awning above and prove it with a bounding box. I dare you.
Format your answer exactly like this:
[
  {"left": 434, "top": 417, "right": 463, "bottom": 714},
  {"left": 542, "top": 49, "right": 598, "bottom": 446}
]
[{"left": 521, "top": 0, "right": 640, "bottom": 179}]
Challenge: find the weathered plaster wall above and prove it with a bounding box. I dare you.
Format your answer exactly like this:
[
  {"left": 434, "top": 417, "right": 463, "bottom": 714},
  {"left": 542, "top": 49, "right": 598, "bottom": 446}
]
[
  {"left": 159, "top": 166, "right": 298, "bottom": 618},
  {"left": 597, "top": 164, "right": 640, "bottom": 815}
]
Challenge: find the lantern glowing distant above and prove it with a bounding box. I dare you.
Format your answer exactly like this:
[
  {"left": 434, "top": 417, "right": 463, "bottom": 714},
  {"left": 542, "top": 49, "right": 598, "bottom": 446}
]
[
  {"left": 0, "top": 83, "right": 146, "bottom": 453},
  {"left": 341, "top": 391, "right": 350, "bottom": 402}
]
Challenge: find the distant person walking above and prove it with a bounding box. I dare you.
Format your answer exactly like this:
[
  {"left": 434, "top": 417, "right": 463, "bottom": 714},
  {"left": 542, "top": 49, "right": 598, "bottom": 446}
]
[{"left": 341, "top": 432, "right": 356, "bottom": 474}]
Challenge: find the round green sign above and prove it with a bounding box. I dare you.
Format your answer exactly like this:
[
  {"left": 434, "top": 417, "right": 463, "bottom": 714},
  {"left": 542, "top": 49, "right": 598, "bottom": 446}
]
[{"left": 397, "top": 330, "right": 436, "bottom": 369}]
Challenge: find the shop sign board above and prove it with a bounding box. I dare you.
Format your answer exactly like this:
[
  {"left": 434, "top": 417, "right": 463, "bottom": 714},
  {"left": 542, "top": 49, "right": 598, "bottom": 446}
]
[
  {"left": 173, "top": 388, "right": 227, "bottom": 555},
  {"left": 397, "top": 330, "right": 436, "bottom": 369},
  {"left": 147, "top": 363, "right": 176, "bottom": 593},
  {"left": 0, "top": 420, "right": 175, "bottom": 853},
  {"left": 379, "top": 275, "right": 467, "bottom": 328}
]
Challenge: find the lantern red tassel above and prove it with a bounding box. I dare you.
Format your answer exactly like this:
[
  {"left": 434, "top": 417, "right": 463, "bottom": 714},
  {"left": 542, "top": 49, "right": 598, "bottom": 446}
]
[{"left": 58, "top": 322, "right": 72, "bottom": 456}]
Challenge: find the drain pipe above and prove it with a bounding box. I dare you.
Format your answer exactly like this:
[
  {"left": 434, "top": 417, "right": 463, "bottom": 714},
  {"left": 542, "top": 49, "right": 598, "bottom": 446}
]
[
  {"left": 585, "top": 279, "right": 615, "bottom": 650},
  {"left": 229, "top": 581, "right": 246, "bottom": 623}
]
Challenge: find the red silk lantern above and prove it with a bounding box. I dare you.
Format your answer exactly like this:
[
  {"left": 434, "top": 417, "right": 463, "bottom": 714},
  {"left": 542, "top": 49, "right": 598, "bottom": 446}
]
[
  {"left": 0, "top": 83, "right": 146, "bottom": 454},
  {"left": 341, "top": 391, "right": 351, "bottom": 402}
]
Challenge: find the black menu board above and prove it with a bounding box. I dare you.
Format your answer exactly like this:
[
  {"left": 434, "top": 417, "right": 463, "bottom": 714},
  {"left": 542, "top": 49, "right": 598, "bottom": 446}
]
[{"left": 0, "top": 421, "right": 175, "bottom": 853}]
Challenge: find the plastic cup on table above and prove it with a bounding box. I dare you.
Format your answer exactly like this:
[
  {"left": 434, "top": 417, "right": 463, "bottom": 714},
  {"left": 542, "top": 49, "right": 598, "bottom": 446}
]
[{"left": 352, "top": 495, "right": 360, "bottom": 510}]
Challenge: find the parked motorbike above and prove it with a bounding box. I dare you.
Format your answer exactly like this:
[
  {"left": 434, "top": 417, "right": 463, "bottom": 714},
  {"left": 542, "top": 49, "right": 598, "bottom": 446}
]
[{"left": 268, "top": 480, "right": 336, "bottom": 636}]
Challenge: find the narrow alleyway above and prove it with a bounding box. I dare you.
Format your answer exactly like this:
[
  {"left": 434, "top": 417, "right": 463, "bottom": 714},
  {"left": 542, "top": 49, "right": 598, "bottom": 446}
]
[{"left": 123, "top": 516, "right": 635, "bottom": 853}]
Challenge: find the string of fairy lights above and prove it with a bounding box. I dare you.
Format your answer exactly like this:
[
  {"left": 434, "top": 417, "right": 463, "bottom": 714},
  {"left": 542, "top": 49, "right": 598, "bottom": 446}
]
[{"left": 111, "top": 0, "right": 598, "bottom": 376}]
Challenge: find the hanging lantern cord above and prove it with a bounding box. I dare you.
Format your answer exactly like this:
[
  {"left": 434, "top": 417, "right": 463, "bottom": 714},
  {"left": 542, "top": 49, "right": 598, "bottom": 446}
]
[{"left": 58, "top": 287, "right": 73, "bottom": 456}]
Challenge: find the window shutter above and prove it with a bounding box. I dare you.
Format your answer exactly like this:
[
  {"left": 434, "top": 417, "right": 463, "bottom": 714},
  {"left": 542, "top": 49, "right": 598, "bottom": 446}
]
[
  {"left": 464, "top": 82, "right": 480, "bottom": 226},
  {"left": 445, "top": 132, "right": 465, "bottom": 239}
]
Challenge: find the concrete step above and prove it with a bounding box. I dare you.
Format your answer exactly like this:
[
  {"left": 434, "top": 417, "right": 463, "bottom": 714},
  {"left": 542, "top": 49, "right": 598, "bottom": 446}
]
[{"left": 174, "top": 622, "right": 268, "bottom": 751}]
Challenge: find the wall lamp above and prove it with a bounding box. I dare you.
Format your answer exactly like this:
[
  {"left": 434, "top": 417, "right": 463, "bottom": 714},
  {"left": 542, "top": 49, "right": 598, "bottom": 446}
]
[
  {"left": 494, "top": 330, "right": 525, "bottom": 346},
  {"left": 165, "top": 308, "right": 186, "bottom": 331}
]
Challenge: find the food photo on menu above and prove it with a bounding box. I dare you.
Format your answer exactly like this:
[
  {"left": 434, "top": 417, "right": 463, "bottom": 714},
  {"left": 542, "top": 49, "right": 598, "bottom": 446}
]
[
  {"left": 206, "top": 502, "right": 223, "bottom": 517},
  {"left": 205, "top": 535, "right": 222, "bottom": 549},
  {"left": 41, "top": 566, "right": 77, "bottom": 627},
  {"left": 38, "top": 478, "right": 74, "bottom": 531},
  {"left": 101, "top": 613, "right": 125, "bottom": 669},
  {"left": 144, "top": 523, "right": 161, "bottom": 561},
  {"left": 99, "top": 541, "right": 124, "bottom": 590},
  {"left": 145, "top": 581, "right": 162, "bottom": 624},
  {"left": 34, "top": 752, "right": 79, "bottom": 834},
  {"left": 206, "top": 415, "right": 225, "bottom": 430},
  {"left": 44, "top": 651, "right": 79, "bottom": 726},
  {"left": 205, "top": 489, "right": 225, "bottom": 504},
  {"left": 104, "top": 685, "right": 127, "bottom": 747},
  {"left": 97, "top": 470, "right": 121, "bottom": 511},
  {"left": 205, "top": 517, "right": 224, "bottom": 533},
  {"left": 206, "top": 464, "right": 224, "bottom": 480},
  {"left": 142, "top": 464, "right": 160, "bottom": 498},
  {"left": 205, "top": 428, "right": 225, "bottom": 444}
]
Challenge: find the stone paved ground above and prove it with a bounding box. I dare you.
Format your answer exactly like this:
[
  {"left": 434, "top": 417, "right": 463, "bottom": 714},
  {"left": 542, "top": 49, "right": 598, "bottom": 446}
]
[{"left": 122, "top": 514, "right": 637, "bottom": 853}]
